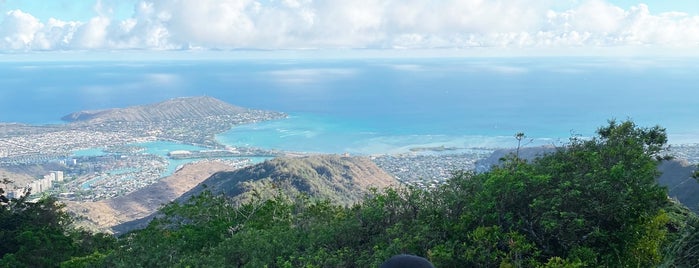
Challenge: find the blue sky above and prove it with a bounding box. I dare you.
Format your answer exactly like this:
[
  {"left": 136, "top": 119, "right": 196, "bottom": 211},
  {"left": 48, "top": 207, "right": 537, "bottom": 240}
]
[
  {"left": 0, "top": 0, "right": 136, "bottom": 21},
  {"left": 602, "top": 0, "right": 698, "bottom": 13},
  {"left": 0, "top": 0, "right": 698, "bottom": 53}
]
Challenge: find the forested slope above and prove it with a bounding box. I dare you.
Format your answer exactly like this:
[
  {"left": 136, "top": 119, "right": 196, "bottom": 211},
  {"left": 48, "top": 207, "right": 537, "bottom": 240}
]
[
  {"left": 3, "top": 120, "right": 699, "bottom": 267},
  {"left": 94, "top": 120, "right": 699, "bottom": 267}
]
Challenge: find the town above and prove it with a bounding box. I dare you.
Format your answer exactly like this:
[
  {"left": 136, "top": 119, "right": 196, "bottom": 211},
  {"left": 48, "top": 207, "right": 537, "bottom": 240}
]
[
  {"left": 371, "top": 149, "right": 493, "bottom": 188},
  {"left": 0, "top": 102, "right": 286, "bottom": 201},
  {"left": 2, "top": 108, "right": 699, "bottom": 203}
]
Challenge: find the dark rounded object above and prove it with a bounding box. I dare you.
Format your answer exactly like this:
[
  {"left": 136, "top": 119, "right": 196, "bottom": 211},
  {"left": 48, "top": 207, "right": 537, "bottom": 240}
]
[{"left": 379, "top": 254, "right": 435, "bottom": 268}]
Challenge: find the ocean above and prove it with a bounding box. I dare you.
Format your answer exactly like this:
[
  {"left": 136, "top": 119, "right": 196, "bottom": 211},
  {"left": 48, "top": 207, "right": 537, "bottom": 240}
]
[{"left": 1, "top": 56, "right": 698, "bottom": 155}]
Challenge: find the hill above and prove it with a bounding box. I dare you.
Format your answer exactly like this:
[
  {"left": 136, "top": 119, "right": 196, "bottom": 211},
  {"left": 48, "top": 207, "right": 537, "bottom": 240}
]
[
  {"left": 61, "top": 96, "right": 247, "bottom": 123},
  {"left": 64, "top": 160, "right": 241, "bottom": 233},
  {"left": 59, "top": 96, "right": 286, "bottom": 147},
  {"left": 659, "top": 159, "right": 699, "bottom": 212},
  {"left": 181, "top": 154, "right": 399, "bottom": 206},
  {"left": 92, "top": 120, "right": 698, "bottom": 267},
  {"left": 84, "top": 155, "right": 397, "bottom": 234},
  {"left": 7, "top": 120, "right": 699, "bottom": 267},
  {"left": 474, "top": 146, "right": 556, "bottom": 173}
]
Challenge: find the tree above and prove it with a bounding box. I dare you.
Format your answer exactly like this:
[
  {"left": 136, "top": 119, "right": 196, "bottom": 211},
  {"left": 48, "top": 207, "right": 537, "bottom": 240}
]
[
  {"left": 0, "top": 186, "right": 116, "bottom": 267},
  {"left": 92, "top": 120, "right": 683, "bottom": 267},
  {"left": 456, "top": 119, "right": 671, "bottom": 266},
  {"left": 0, "top": 191, "right": 76, "bottom": 267}
]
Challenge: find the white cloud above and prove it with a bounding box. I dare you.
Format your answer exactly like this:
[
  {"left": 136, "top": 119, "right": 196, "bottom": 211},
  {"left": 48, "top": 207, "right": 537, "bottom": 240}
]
[
  {"left": 33, "top": 18, "right": 80, "bottom": 50},
  {"left": 0, "top": 0, "right": 698, "bottom": 51},
  {"left": 148, "top": 0, "right": 259, "bottom": 47},
  {"left": 542, "top": 3, "right": 699, "bottom": 47},
  {"left": 0, "top": 10, "right": 43, "bottom": 50},
  {"left": 569, "top": 0, "right": 626, "bottom": 34},
  {"left": 70, "top": 16, "right": 110, "bottom": 49}
]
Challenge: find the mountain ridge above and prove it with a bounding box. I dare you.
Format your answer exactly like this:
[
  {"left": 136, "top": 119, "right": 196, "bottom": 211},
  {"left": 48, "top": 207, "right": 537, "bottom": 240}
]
[
  {"left": 64, "top": 160, "right": 240, "bottom": 234},
  {"left": 65, "top": 155, "right": 399, "bottom": 234},
  {"left": 181, "top": 154, "right": 399, "bottom": 206},
  {"left": 61, "top": 96, "right": 249, "bottom": 123},
  {"left": 57, "top": 96, "right": 285, "bottom": 147}
]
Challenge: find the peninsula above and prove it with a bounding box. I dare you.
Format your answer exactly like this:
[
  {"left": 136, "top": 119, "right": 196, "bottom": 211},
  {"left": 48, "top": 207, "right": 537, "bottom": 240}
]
[
  {"left": 1, "top": 96, "right": 285, "bottom": 166},
  {"left": 62, "top": 96, "right": 287, "bottom": 148},
  {"left": 0, "top": 96, "right": 286, "bottom": 200}
]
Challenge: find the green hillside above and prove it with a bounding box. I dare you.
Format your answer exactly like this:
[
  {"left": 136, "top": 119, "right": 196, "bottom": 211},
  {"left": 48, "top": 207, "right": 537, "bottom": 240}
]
[
  {"left": 180, "top": 154, "right": 398, "bottom": 206},
  {"left": 2, "top": 120, "right": 699, "bottom": 267}
]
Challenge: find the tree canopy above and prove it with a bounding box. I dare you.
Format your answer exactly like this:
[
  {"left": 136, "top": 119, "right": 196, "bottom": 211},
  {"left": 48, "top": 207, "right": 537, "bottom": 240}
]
[
  {"left": 0, "top": 189, "right": 116, "bottom": 267},
  {"left": 2, "top": 120, "right": 699, "bottom": 267}
]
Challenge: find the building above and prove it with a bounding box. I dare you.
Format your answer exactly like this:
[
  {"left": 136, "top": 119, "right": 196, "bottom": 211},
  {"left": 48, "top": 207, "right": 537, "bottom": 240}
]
[
  {"left": 50, "top": 171, "right": 64, "bottom": 182},
  {"left": 28, "top": 171, "right": 65, "bottom": 195},
  {"left": 168, "top": 150, "right": 192, "bottom": 157}
]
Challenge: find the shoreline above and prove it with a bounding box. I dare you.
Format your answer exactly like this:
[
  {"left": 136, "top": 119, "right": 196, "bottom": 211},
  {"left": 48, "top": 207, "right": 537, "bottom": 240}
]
[{"left": 3, "top": 108, "right": 699, "bottom": 202}]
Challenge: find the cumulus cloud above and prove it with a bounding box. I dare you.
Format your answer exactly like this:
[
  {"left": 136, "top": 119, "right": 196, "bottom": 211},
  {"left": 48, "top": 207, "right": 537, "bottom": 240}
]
[
  {"left": 70, "top": 16, "right": 110, "bottom": 49},
  {"left": 0, "top": 10, "right": 43, "bottom": 49},
  {"left": 543, "top": 3, "right": 699, "bottom": 47},
  {"left": 0, "top": 0, "right": 698, "bottom": 51}
]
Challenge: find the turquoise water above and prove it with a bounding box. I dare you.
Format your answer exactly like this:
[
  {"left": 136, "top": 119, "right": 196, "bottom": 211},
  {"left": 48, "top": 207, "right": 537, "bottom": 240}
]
[
  {"left": 137, "top": 141, "right": 209, "bottom": 156},
  {"left": 216, "top": 113, "right": 539, "bottom": 154},
  {"left": 69, "top": 141, "right": 268, "bottom": 179},
  {"left": 134, "top": 141, "right": 208, "bottom": 176},
  {"left": 72, "top": 148, "right": 107, "bottom": 157},
  {"left": 135, "top": 141, "right": 268, "bottom": 176},
  {"left": 3, "top": 57, "right": 699, "bottom": 154}
]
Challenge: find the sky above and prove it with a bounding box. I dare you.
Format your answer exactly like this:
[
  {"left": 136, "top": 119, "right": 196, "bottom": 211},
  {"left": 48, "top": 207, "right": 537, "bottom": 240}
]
[{"left": 0, "top": 0, "right": 698, "bottom": 54}]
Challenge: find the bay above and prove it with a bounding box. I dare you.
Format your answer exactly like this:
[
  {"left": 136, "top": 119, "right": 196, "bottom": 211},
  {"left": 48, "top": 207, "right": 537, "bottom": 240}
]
[{"left": 2, "top": 56, "right": 698, "bottom": 154}]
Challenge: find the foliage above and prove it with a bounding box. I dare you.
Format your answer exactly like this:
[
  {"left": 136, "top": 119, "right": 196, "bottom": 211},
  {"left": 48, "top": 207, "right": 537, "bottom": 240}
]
[
  {"left": 0, "top": 190, "right": 116, "bottom": 267},
  {"left": 89, "top": 121, "right": 676, "bottom": 267},
  {"left": 659, "top": 202, "right": 699, "bottom": 267},
  {"left": 472, "top": 119, "right": 670, "bottom": 266},
  {"left": 4, "top": 120, "right": 699, "bottom": 267}
]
